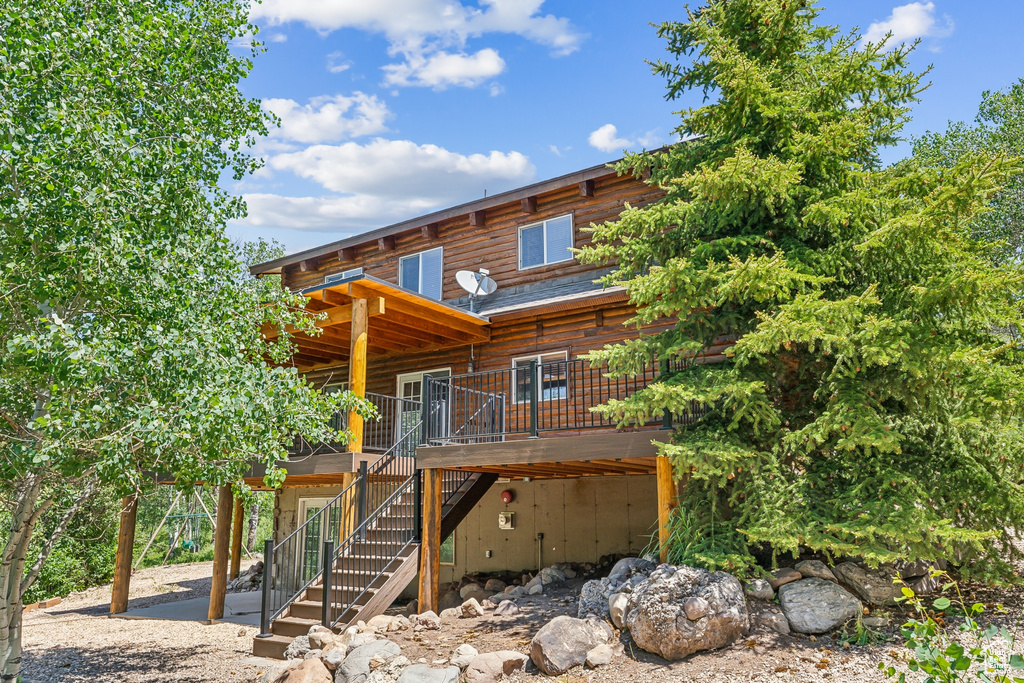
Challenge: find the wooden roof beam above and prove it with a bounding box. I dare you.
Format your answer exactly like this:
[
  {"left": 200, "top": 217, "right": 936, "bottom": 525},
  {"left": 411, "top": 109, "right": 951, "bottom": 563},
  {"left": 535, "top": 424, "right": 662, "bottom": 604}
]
[
  {"left": 338, "top": 246, "right": 357, "bottom": 262},
  {"left": 299, "top": 257, "right": 319, "bottom": 272},
  {"left": 521, "top": 196, "right": 537, "bottom": 214},
  {"left": 262, "top": 297, "right": 384, "bottom": 339},
  {"left": 579, "top": 179, "right": 595, "bottom": 197},
  {"left": 469, "top": 210, "right": 485, "bottom": 227},
  {"left": 378, "top": 235, "right": 396, "bottom": 252},
  {"left": 421, "top": 223, "right": 440, "bottom": 240}
]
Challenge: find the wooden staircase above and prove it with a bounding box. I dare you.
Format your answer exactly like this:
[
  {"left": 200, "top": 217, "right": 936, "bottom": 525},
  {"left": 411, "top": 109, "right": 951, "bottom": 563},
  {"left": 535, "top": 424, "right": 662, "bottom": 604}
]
[{"left": 253, "top": 472, "right": 496, "bottom": 659}]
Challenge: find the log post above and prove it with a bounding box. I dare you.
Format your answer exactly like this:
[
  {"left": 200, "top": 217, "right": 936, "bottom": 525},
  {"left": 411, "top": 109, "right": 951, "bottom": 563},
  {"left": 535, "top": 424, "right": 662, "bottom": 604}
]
[
  {"left": 417, "top": 468, "right": 442, "bottom": 614},
  {"left": 110, "top": 495, "right": 138, "bottom": 614},
  {"left": 347, "top": 297, "right": 368, "bottom": 454},
  {"left": 208, "top": 485, "right": 234, "bottom": 621},
  {"left": 656, "top": 456, "right": 677, "bottom": 564},
  {"left": 229, "top": 495, "right": 244, "bottom": 580}
]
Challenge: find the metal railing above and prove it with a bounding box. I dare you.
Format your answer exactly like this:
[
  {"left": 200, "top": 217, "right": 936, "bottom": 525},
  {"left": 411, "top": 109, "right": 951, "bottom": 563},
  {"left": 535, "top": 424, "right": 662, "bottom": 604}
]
[
  {"left": 294, "top": 393, "right": 422, "bottom": 454},
  {"left": 260, "top": 395, "right": 421, "bottom": 629},
  {"left": 422, "top": 357, "right": 701, "bottom": 445}
]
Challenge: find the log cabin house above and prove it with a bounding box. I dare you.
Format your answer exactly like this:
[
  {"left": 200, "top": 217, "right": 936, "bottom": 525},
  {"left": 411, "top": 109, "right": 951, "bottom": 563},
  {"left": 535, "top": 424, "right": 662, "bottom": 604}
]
[{"left": 108, "top": 158, "right": 725, "bottom": 658}]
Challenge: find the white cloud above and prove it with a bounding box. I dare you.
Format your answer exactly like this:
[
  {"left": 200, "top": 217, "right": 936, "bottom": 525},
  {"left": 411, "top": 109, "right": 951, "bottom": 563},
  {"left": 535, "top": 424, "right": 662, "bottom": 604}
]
[
  {"left": 326, "top": 51, "right": 352, "bottom": 73},
  {"left": 861, "top": 2, "right": 954, "bottom": 48},
  {"left": 236, "top": 193, "right": 439, "bottom": 232},
  {"left": 250, "top": 0, "right": 584, "bottom": 89},
  {"left": 264, "top": 93, "right": 391, "bottom": 144},
  {"left": 383, "top": 48, "right": 505, "bottom": 89},
  {"left": 587, "top": 124, "right": 662, "bottom": 153},
  {"left": 266, "top": 32, "right": 288, "bottom": 43},
  {"left": 235, "top": 138, "right": 536, "bottom": 232},
  {"left": 269, "top": 138, "right": 534, "bottom": 199}
]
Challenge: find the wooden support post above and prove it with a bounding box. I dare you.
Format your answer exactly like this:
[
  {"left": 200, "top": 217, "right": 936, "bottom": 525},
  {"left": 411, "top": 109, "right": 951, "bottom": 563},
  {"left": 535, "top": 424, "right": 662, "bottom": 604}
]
[
  {"left": 417, "top": 468, "right": 442, "bottom": 614},
  {"left": 229, "top": 495, "right": 244, "bottom": 580},
  {"left": 208, "top": 485, "right": 234, "bottom": 621},
  {"left": 347, "top": 297, "right": 368, "bottom": 454},
  {"left": 110, "top": 495, "right": 138, "bottom": 614},
  {"left": 656, "top": 456, "right": 676, "bottom": 564}
]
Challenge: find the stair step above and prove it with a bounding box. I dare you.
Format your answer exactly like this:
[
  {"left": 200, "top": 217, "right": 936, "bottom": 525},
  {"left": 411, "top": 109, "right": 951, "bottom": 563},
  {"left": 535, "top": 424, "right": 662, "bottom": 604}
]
[
  {"left": 269, "top": 615, "right": 319, "bottom": 637},
  {"left": 253, "top": 634, "right": 293, "bottom": 659}
]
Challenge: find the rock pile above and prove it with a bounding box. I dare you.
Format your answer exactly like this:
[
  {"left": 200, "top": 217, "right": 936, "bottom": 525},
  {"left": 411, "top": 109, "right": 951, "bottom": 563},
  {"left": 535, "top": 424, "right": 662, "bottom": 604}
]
[{"left": 227, "top": 561, "right": 263, "bottom": 592}]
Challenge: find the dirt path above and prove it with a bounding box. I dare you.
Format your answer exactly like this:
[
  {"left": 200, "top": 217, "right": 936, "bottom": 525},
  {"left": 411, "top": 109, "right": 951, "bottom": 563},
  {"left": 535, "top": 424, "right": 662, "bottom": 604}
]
[{"left": 20, "top": 561, "right": 272, "bottom": 683}]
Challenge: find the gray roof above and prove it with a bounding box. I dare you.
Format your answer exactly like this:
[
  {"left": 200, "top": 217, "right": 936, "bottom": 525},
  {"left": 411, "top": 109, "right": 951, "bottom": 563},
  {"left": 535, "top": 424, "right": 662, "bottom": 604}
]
[{"left": 448, "top": 268, "right": 620, "bottom": 316}]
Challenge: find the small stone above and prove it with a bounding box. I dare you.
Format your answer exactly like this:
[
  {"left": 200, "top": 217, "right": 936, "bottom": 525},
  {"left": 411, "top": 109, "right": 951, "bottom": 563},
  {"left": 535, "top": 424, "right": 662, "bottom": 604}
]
[
  {"left": 528, "top": 583, "right": 543, "bottom": 596},
  {"left": 411, "top": 611, "right": 442, "bottom": 630},
  {"left": 493, "top": 600, "right": 520, "bottom": 617},
  {"left": 395, "top": 663, "right": 460, "bottom": 683},
  {"left": 563, "top": 568, "right": 577, "bottom": 579},
  {"left": 464, "top": 651, "right": 528, "bottom": 683},
  {"left": 768, "top": 567, "right": 803, "bottom": 590},
  {"left": 530, "top": 615, "right": 613, "bottom": 675},
  {"left": 585, "top": 643, "right": 623, "bottom": 668},
  {"left": 460, "top": 583, "right": 484, "bottom": 599},
  {"left": 484, "top": 578, "right": 506, "bottom": 592},
  {"left": 744, "top": 579, "right": 775, "bottom": 601},
  {"left": 283, "top": 635, "right": 311, "bottom": 660},
  {"left": 321, "top": 645, "right": 346, "bottom": 671},
  {"left": 272, "top": 657, "right": 332, "bottom": 683},
  {"left": 862, "top": 616, "right": 888, "bottom": 628},
  {"left": 303, "top": 649, "right": 322, "bottom": 660},
  {"left": 461, "top": 598, "right": 485, "bottom": 618},
  {"left": 539, "top": 567, "right": 566, "bottom": 585},
  {"left": 778, "top": 578, "right": 862, "bottom": 634},
  {"left": 608, "top": 593, "right": 629, "bottom": 629},
  {"left": 795, "top": 560, "right": 837, "bottom": 583},
  {"left": 439, "top": 607, "right": 461, "bottom": 622},
  {"left": 449, "top": 644, "right": 478, "bottom": 670}
]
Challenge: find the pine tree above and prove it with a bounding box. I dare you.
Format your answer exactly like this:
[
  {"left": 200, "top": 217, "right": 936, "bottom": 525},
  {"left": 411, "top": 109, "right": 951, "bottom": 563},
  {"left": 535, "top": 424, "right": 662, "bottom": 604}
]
[{"left": 580, "top": 0, "right": 1024, "bottom": 579}]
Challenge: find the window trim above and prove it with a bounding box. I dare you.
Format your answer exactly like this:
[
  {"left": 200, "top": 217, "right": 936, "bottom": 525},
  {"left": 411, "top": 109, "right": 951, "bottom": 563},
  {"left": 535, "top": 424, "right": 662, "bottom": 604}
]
[
  {"left": 517, "top": 213, "right": 575, "bottom": 271},
  {"left": 511, "top": 351, "right": 569, "bottom": 404},
  {"left": 398, "top": 246, "right": 444, "bottom": 300}
]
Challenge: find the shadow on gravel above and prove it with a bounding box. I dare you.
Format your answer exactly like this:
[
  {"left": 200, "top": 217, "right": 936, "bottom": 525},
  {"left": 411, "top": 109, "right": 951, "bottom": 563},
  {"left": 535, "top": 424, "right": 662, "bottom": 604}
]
[
  {"left": 47, "top": 577, "right": 212, "bottom": 618},
  {"left": 20, "top": 642, "right": 222, "bottom": 683}
]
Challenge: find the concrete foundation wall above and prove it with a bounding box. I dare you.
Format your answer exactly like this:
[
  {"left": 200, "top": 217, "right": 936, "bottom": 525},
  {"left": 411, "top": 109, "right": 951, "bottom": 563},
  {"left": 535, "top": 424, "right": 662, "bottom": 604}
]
[
  {"left": 440, "top": 474, "right": 657, "bottom": 583},
  {"left": 272, "top": 475, "right": 658, "bottom": 586}
]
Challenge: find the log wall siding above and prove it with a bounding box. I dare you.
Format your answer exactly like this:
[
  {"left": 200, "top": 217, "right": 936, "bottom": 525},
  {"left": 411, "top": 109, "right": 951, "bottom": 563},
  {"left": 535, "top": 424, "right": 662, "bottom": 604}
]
[
  {"left": 282, "top": 172, "right": 663, "bottom": 295},
  {"left": 299, "top": 301, "right": 732, "bottom": 397}
]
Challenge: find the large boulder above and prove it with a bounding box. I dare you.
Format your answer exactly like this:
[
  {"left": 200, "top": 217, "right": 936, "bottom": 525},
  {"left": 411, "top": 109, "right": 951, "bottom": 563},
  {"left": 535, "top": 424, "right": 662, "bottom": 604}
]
[
  {"left": 439, "top": 589, "right": 463, "bottom": 612},
  {"left": 530, "top": 615, "right": 613, "bottom": 675},
  {"left": 271, "top": 658, "right": 332, "bottom": 683},
  {"left": 778, "top": 578, "right": 862, "bottom": 634},
  {"left": 395, "top": 664, "right": 460, "bottom": 683},
  {"left": 464, "top": 651, "right": 528, "bottom": 683},
  {"left": 626, "top": 564, "right": 749, "bottom": 661},
  {"left": 833, "top": 563, "right": 902, "bottom": 605},
  {"left": 337, "top": 640, "right": 402, "bottom": 683}
]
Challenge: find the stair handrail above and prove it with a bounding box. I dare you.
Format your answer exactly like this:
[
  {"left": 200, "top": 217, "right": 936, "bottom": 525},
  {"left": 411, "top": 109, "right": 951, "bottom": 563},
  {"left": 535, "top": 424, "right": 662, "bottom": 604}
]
[{"left": 262, "top": 395, "right": 421, "bottom": 624}]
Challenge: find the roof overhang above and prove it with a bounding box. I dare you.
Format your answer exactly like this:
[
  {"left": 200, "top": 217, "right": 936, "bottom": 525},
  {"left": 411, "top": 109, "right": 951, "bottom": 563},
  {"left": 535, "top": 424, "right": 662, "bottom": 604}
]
[
  {"left": 270, "top": 274, "right": 490, "bottom": 371},
  {"left": 249, "top": 159, "right": 629, "bottom": 276}
]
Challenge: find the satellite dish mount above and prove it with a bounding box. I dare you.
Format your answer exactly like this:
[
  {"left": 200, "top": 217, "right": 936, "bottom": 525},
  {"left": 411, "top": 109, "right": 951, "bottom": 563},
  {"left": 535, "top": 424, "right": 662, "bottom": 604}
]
[{"left": 456, "top": 268, "right": 498, "bottom": 313}]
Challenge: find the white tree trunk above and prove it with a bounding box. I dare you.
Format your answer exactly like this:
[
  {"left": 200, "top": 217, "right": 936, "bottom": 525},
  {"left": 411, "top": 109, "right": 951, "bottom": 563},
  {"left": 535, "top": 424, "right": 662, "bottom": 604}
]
[
  {"left": 246, "top": 497, "right": 260, "bottom": 550},
  {"left": 0, "top": 477, "right": 42, "bottom": 682}
]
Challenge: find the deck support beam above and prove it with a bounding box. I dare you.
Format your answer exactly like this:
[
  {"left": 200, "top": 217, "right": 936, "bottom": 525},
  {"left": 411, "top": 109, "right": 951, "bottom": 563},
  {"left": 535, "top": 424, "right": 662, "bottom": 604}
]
[
  {"left": 418, "top": 468, "right": 442, "bottom": 614},
  {"left": 208, "top": 485, "right": 234, "bottom": 621},
  {"left": 110, "top": 495, "right": 138, "bottom": 614},
  {"left": 347, "top": 298, "right": 368, "bottom": 454},
  {"left": 229, "top": 495, "right": 244, "bottom": 580},
  {"left": 656, "top": 456, "right": 676, "bottom": 564}
]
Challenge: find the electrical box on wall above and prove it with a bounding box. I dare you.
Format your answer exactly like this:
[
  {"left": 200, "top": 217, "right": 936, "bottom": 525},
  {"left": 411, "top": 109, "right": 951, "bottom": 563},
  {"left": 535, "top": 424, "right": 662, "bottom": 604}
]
[{"left": 498, "top": 511, "right": 515, "bottom": 530}]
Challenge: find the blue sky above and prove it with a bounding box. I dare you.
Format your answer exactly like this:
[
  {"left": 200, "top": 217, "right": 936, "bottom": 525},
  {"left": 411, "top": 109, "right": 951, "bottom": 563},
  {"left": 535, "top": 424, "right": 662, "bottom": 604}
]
[{"left": 227, "top": 0, "right": 1024, "bottom": 254}]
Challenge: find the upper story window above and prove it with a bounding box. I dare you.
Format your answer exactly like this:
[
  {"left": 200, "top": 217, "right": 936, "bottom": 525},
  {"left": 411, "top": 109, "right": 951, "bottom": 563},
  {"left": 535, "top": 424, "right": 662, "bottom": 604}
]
[
  {"left": 325, "top": 267, "right": 363, "bottom": 284},
  {"left": 399, "top": 247, "right": 443, "bottom": 300},
  {"left": 518, "top": 214, "right": 574, "bottom": 270}
]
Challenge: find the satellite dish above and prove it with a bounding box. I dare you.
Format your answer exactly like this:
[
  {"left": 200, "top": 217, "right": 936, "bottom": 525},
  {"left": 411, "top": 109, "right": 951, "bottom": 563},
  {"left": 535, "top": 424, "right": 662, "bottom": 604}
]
[{"left": 456, "top": 269, "right": 497, "bottom": 312}]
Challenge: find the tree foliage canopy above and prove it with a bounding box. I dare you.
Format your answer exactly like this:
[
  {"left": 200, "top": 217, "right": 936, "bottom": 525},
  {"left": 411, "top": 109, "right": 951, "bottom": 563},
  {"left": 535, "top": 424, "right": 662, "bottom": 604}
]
[
  {"left": 581, "top": 0, "right": 1024, "bottom": 579},
  {"left": 0, "top": 1, "right": 362, "bottom": 675},
  {"left": 914, "top": 79, "right": 1024, "bottom": 262}
]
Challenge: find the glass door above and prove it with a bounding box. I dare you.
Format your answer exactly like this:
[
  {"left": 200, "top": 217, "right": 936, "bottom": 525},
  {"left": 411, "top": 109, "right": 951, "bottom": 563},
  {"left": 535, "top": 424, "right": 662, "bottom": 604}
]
[{"left": 397, "top": 368, "right": 450, "bottom": 449}]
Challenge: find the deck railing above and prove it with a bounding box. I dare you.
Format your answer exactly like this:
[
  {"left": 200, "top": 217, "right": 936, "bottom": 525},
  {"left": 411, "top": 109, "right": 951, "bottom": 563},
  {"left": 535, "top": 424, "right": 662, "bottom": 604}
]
[
  {"left": 422, "top": 357, "right": 699, "bottom": 445},
  {"left": 294, "top": 392, "right": 421, "bottom": 454}
]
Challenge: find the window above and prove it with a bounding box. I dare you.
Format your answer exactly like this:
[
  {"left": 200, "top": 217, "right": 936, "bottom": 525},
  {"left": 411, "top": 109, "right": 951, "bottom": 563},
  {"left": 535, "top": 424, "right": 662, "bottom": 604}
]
[
  {"left": 325, "top": 267, "right": 363, "bottom": 284},
  {"left": 512, "top": 352, "right": 569, "bottom": 402},
  {"left": 399, "top": 247, "right": 443, "bottom": 300},
  {"left": 440, "top": 534, "right": 455, "bottom": 565},
  {"left": 518, "top": 214, "right": 574, "bottom": 269}
]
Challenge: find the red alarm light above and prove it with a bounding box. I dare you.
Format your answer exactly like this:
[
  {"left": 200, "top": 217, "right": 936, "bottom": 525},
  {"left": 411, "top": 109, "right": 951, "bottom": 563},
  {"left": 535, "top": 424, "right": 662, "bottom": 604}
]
[{"left": 500, "top": 489, "right": 514, "bottom": 505}]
